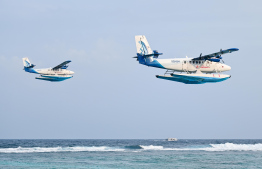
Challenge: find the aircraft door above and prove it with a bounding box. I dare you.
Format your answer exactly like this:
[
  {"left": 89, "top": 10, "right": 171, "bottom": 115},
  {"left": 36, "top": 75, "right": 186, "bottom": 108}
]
[{"left": 182, "top": 60, "right": 188, "bottom": 72}]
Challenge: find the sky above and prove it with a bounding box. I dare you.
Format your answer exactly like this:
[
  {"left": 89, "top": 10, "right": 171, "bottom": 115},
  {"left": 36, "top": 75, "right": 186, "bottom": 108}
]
[{"left": 0, "top": 0, "right": 262, "bottom": 139}]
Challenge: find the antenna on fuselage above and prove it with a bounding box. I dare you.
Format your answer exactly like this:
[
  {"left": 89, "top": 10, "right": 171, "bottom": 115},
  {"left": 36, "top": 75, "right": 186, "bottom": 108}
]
[{"left": 199, "top": 53, "right": 202, "bottom": 59}]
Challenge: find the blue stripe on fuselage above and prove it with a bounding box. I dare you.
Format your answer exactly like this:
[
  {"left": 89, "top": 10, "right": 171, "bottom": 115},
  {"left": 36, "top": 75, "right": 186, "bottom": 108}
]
[
  {"left": 137, "top": 56, "right": 165, "bottom": 69},
  {"left": 145, "top": 59, "right": 165, "bottom": 69},
  {"left": 24, "top": 67, "right": 39, "bottom": 74}
]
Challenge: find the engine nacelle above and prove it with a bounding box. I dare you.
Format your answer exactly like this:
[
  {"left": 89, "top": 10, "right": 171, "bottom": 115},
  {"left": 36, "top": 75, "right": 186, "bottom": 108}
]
[
  {"left": 61, "top": 65, "right": 69, "bottom": 69},
  {"left": 215, "top": 55, "right": 222, "bottom": 59},
  {"left": 208, "top": 58, "right": 220, "bottom": 62}
]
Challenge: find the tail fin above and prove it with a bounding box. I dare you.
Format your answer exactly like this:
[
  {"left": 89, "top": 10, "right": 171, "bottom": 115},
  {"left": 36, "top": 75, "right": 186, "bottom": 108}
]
[
  {"left": 22, "top": 58, "right": 35, "bottom": 68},
  {"left": 135, "top": 35, "right": 153, "bottom": 55}
]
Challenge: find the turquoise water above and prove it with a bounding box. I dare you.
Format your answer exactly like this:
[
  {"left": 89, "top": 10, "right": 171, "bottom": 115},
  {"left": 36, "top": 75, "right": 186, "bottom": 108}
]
[{"left": 1, "top": 139, "right": 262, "bottom": 168}]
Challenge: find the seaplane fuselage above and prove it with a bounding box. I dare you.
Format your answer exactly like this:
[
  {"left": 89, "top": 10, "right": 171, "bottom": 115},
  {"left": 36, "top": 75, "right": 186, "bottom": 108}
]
[{"left": 141, "top": 58, "right": 231, "bottom": 73}]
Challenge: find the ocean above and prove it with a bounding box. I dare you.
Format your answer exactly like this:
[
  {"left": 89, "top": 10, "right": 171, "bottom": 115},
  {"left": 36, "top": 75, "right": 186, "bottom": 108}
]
[{"left": 0, "top": 139, "right": 262, "bottom": 168}]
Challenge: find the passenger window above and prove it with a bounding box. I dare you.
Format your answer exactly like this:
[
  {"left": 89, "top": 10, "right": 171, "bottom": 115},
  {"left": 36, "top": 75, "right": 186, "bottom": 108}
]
[
  {"left": 184, "top": 61, "right": 186, "bottom": 64},
  {"left": 196, "top": 61, "right": 198, "bottom": 64},
  {"left": 193, "top": 61, "right": 195, "bottom": 64},
  {"left": 189, "top": 61, "right": 191, "bottom": 64}
]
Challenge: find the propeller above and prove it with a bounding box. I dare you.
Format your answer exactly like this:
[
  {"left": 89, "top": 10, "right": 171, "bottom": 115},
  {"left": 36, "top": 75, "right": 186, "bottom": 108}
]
[{"left": 216, "top": 54, "right": 224, "bottom": 63}]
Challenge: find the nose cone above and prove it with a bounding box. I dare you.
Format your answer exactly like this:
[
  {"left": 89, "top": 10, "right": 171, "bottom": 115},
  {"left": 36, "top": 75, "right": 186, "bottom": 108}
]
[
  {"left": 70, "top": 71, "right": 75, "bottom": 74},
  {"left": 224, "top": 64, "right": 231, "bottom": 71}
]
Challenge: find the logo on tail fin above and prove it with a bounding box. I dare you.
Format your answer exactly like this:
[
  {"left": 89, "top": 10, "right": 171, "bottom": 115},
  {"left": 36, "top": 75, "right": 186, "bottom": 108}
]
[
  {"left": 25, "top": 60, "right": 30, "bottom": 67},
  {"left": 23, "top": 58, "right": 35, "bottom": 68},
  {"left": 139, "top": 41, "right": 148, "bottom": 55}
]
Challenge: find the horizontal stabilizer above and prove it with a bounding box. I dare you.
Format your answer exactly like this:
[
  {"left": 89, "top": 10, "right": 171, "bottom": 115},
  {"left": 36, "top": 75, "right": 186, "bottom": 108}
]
[{"left": 134, "top": 51, "right": 163, "bottom": 58}]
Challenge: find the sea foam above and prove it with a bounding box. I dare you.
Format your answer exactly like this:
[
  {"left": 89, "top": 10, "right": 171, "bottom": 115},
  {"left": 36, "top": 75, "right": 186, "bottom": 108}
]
[
  {"left": 1, "top": 143, "right": 262, "bottom": 153},
  {"left": 139, "top": 143, "right": 262, "bottom": 151},
  {"left": 207, "top": 143, "right": 262, "bottom": 151},
  {"left": 140, "top": 145, "right": 165, "bottom": 150},
  {"left": 166, "top": 143, "right": 262, "bottom": 152},
  {"left": 0, "top": 146, "right": 125, "bottom": 153}
]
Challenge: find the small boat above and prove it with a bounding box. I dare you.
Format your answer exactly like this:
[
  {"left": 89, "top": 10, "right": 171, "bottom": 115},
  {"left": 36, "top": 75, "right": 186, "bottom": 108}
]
[{"left": 167, "top": 138, "right": 178, "bottom": 141}]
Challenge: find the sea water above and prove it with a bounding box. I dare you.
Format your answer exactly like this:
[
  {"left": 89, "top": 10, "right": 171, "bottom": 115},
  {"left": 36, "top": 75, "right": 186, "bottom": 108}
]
[{"left": 0, "top": 139, "right": 262, "bottom": 168}]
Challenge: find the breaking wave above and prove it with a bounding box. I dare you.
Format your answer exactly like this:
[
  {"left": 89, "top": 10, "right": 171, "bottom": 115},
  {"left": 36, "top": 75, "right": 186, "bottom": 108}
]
[
  {"left": 1, "top": 143, "right": 262, "bottom": 153},
  {"left": 0, "top": 146, "right": 125, "bottom": 153},
  {"left": 166, "top": 143, "right": 262, "bottom": 152},
  {"left": 204, "top": 143, "right": 262, "bottom": 151},
  {"left": 138, "top": 143, "right": 262, "bottom": 151},
  {"left": 140, "top": 145, "right": 165, "bottom": 150}
]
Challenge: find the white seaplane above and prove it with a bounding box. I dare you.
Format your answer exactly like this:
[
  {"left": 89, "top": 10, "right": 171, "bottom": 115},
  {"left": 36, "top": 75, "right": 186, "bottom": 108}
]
[
  {"left": 22, "top": 58, "right": 74, "bottom": 82},
  {"left": 134, "top": 35, "right": 239, "bottom": 84}
]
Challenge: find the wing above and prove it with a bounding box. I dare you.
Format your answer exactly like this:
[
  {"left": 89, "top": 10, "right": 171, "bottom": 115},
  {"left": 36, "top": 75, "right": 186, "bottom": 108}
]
[
  {"left": 52, "top": 60, "right": 71, "bottom": 70},
  {"left": 193, "top": 48, "right": 239, "bottom": 61}
]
